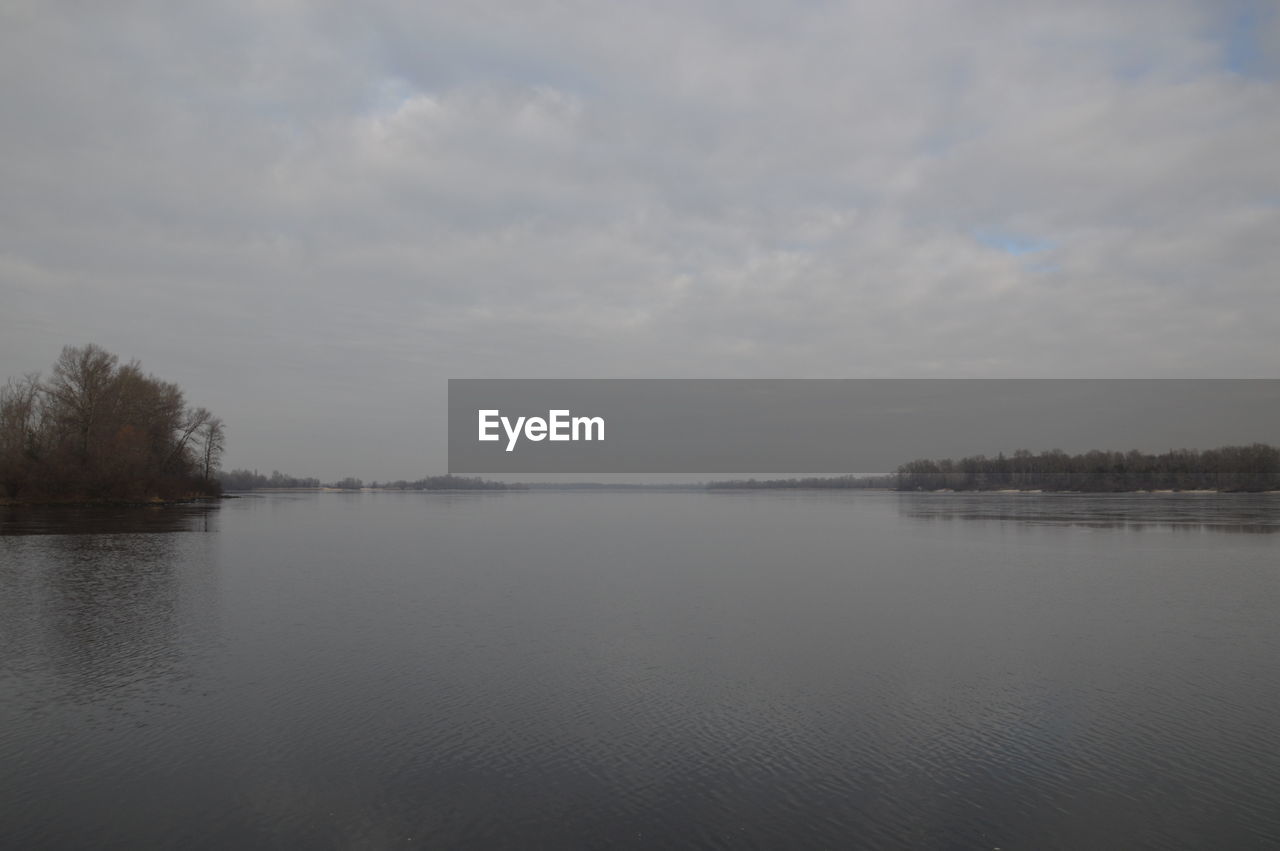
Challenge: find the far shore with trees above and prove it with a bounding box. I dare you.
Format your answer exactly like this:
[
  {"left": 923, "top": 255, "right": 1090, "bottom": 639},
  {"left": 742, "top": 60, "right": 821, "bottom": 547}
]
[
  {"left": 1, "top": 344, "right": 224, "bottom": 504},
  {"left": 706, "top": 474, "right": 894, "bottom": 490},
  {"left": 706, "top": 445, "right": 1279, "bottom": 493},
  {"left": 217, "top": 471, "right": 520, "bottom": 491},
  {"left": 6, "top": 349, "right": 1275, "bottom": 502},
  {"left": 893, "top": 445, "right": 1280, "bottom": 493}
]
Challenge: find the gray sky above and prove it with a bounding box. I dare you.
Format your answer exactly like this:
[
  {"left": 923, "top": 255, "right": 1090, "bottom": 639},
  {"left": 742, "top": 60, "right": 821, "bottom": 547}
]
[{"left": 2, "top": 1, "right": 1278, "bottom": 480}]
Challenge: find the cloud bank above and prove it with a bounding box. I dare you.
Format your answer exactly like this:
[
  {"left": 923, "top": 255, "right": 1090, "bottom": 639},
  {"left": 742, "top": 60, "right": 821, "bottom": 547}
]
[{"left": 2, "top": 1, "right": 1277, "bottom": 476}]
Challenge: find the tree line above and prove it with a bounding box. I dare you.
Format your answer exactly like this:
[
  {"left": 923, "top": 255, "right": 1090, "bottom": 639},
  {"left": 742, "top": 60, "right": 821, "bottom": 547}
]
[
  {"left": 218, "top": 469, "right": 323, "bottom": 490},
  {"left": 368, "top": 475, "right": 522, "bottom": 491},
  {"left": 705, "top": 474, "right": 895, "bottom": 489},
  {"left": 0, "top": 344, "right": 224, "bottom": 501},
  {"left": 895, "top": 445, "right": 1280, "bottom": 492},
  {"left": 217, "top": 471, "right": 520, "bottom": 491}
]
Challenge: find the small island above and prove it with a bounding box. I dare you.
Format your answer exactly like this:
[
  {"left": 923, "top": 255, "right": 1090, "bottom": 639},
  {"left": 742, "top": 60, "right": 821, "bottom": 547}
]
[{"left": 0, "top": 344, "right": 223, "bottom": 504}]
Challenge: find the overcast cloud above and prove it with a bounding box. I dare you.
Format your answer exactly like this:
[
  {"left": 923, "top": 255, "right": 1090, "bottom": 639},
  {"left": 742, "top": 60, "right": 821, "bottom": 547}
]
[{"left": 2, "top": 1, "right": 1278, "bottom": 478}]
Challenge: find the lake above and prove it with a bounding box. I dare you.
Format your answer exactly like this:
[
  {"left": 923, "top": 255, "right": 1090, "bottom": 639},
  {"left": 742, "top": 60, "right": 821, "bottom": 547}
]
[{"left": 2, "top": 491, "right": 1279, "bottom": 848}]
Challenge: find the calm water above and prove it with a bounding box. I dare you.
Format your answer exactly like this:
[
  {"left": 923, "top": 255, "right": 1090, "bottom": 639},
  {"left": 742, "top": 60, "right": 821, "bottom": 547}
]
[{"left": 2, "top": 491, "right": 1279, "bottom": 849}]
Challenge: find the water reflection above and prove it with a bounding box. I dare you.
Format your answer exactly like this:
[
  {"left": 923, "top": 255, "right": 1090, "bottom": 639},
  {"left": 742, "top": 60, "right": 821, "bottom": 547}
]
[
  {"left": 0, "top": 502, "right": 220, "bottom": 536},
  {"left": 0, "top": 507, "right": 219, "bottom": 710},
  {"left": 896, "top": 491, "right": 1280, "bottom": 533},
  {"left": 3, "top": 492, "right": 1280, "bottom": 848}
]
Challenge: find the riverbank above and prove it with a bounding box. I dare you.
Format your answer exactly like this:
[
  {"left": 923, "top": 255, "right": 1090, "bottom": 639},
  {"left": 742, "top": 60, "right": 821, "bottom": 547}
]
[{"left": 0, "top": 494, "right": 229, "bottom": 508}]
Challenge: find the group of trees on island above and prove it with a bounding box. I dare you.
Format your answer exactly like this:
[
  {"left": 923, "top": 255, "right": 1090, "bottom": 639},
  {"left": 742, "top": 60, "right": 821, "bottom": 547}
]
[
  {"left": 0, "top": 344, "right": 224, "bottom": 501},
  {"left": 895, "top": 445, "right": 1280, "bottom": 492}
]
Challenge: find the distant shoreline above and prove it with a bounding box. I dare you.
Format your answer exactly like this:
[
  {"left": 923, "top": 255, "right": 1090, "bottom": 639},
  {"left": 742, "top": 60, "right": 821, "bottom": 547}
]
[{"left": 7, "top": 487, "right": 1279, "bottom": 508}]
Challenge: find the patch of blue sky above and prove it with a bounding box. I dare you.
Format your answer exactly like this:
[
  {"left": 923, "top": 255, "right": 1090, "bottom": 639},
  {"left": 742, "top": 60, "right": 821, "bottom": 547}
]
[
  {"left": 973, "top": 228, "right": 1055, "bottom": 256},
  {"left": 1218, "top": 2, "right": 1277, "bottom": 78}
]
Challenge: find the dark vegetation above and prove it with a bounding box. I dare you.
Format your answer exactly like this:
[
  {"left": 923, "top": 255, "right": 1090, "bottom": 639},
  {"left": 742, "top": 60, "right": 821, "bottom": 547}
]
[
  {"left": 369, "top": 475, "right": 523, "bottom": 491},
  {"left": 218, "top": 469, "right": 322, "bottom": 490},
  {"left": 217, "top": 471, "right": 521, "bottom": 491},
  {"left": 0, "top": 344, "right": 223, "bottom": 502},
  {"left": 706, "top": 474, "right": 895, "bottom": 489},
  {"left": 895, "top": 445, "right": 1280, "bottom": 492}
]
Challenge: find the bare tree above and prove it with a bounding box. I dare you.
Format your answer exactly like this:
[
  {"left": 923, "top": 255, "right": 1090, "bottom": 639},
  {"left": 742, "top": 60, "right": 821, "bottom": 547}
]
[
  {"left": 199, "top": 417, "right": 225, "bottom": 481},
  {"left": 0, "top": 373, "right": 42, "bottom": 448},
  {"left": 165, "top": 406, "right": 212, "bottom": 472},
  {"left": 0, "top": 373, "right": 44, "bottom": 498},
  {"left": 45, "top": 344, "right": 118, "bottom": 462}
]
